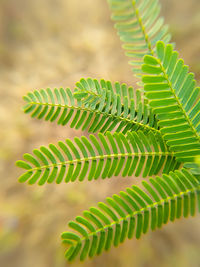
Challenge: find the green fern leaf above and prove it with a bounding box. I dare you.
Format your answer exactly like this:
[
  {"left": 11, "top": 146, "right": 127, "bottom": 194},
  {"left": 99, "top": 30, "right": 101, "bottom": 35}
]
[
  {"left": 108, "top": 0, "right": 172, "bottom": 77},
  {"left": 61, "top": 169, "right": 200, "bottom": 261},
  {"left": 142, "top": 41, "right": 200, "bottom": 163},
  {"left": 16, "top": 0, "right": 200, "bottom": 263},
  {"left": 16, "top": 131, "right": 180, "bottom": 185},
  {"left": 23, "top": 79, "right": 158, "bottom": 134}
]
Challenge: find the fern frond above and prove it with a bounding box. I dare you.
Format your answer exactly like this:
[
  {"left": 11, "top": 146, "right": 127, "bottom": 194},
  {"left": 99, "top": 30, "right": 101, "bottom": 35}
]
[
  {"left": 16, "top": 131, "right": 179, "bottom": 185},
  {"left": 108, "top": 0, "right": 172, "bottom": 77},
  {"left": 23, "top": 79, "right": 158, "bottom": 134},
  {"left": 74, "top": 78, "right": 158, "bottom": 130},
  {"left": 142, "top": 41, "right": 200, "bottom": 163},
  {"left": 61, "top": 169, "right": 200, "bottom": 261}
]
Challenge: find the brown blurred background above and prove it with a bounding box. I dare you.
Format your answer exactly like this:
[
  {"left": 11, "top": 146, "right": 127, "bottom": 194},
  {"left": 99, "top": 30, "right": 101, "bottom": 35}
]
[{"left": 0, "top": 0, "right": 200, "bottom": 267}]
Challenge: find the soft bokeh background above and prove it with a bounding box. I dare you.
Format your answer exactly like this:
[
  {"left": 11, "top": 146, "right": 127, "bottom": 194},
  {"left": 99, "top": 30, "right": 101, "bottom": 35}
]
[{"left": 0, "top": 0, "right": 200, "bottom": 266}]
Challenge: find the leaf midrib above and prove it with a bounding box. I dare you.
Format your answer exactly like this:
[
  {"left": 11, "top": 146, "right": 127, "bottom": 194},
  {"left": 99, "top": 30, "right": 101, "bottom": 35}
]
[
  {"left": 132, "top": 0, "right": 154, "bottom": 55},
  {"left": 26, "top": 101, "right": 159, "bottom": 133},
  {"left": 25, "top": 151, "right": 173, "bottom": 172}
]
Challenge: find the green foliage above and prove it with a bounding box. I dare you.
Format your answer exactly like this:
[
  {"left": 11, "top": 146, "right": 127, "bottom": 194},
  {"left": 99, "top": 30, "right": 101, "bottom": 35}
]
[
  {"left": 61, "top": 169, "right": 200, "bottom": 261},
  {"left": 23, "top": 78, "right": 158, "bottom": 134},
  {"left": 108, "top": 0, "right": 172, "bottom": 77},
  {"left": 16, "top": 130, "right": 180, "bottom": 185},
  {"left": 184, "top": 156, "right": 200, "bottom": 175},
  {"left": 16, "top": 0, "right": 200, "bottom": 263},
  {"left": 142, "top": 41, "right": 200, "bottom": 162}
]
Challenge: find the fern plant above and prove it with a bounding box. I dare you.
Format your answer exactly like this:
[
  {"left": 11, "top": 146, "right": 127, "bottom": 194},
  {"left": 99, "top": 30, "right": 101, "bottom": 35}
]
[{"left": 16, "top": 0, "right": 200, "bottom": 262}]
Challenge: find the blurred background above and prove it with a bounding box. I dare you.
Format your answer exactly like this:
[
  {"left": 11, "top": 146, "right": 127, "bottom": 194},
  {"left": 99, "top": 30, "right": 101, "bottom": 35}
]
[{"left": 0, "top": 0, "right": 200, "bottom": 266}]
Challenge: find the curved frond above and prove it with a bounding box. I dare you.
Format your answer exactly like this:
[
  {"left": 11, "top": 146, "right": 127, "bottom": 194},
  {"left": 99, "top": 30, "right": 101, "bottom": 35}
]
[
  {"left": 61, "top": 169, "right": 200, "bottom": 261},
  {"left": 16, "top": 131, "right": 179, "bottom": 185},
  {"left": 108, "top": 0, "right": 172, "bottom": 77},
  {"left": 142, "top": 41, "right": 200, "bottom": 163},
  {"left": 23, "top": 79, "right": 158, "bottom": 135}
]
